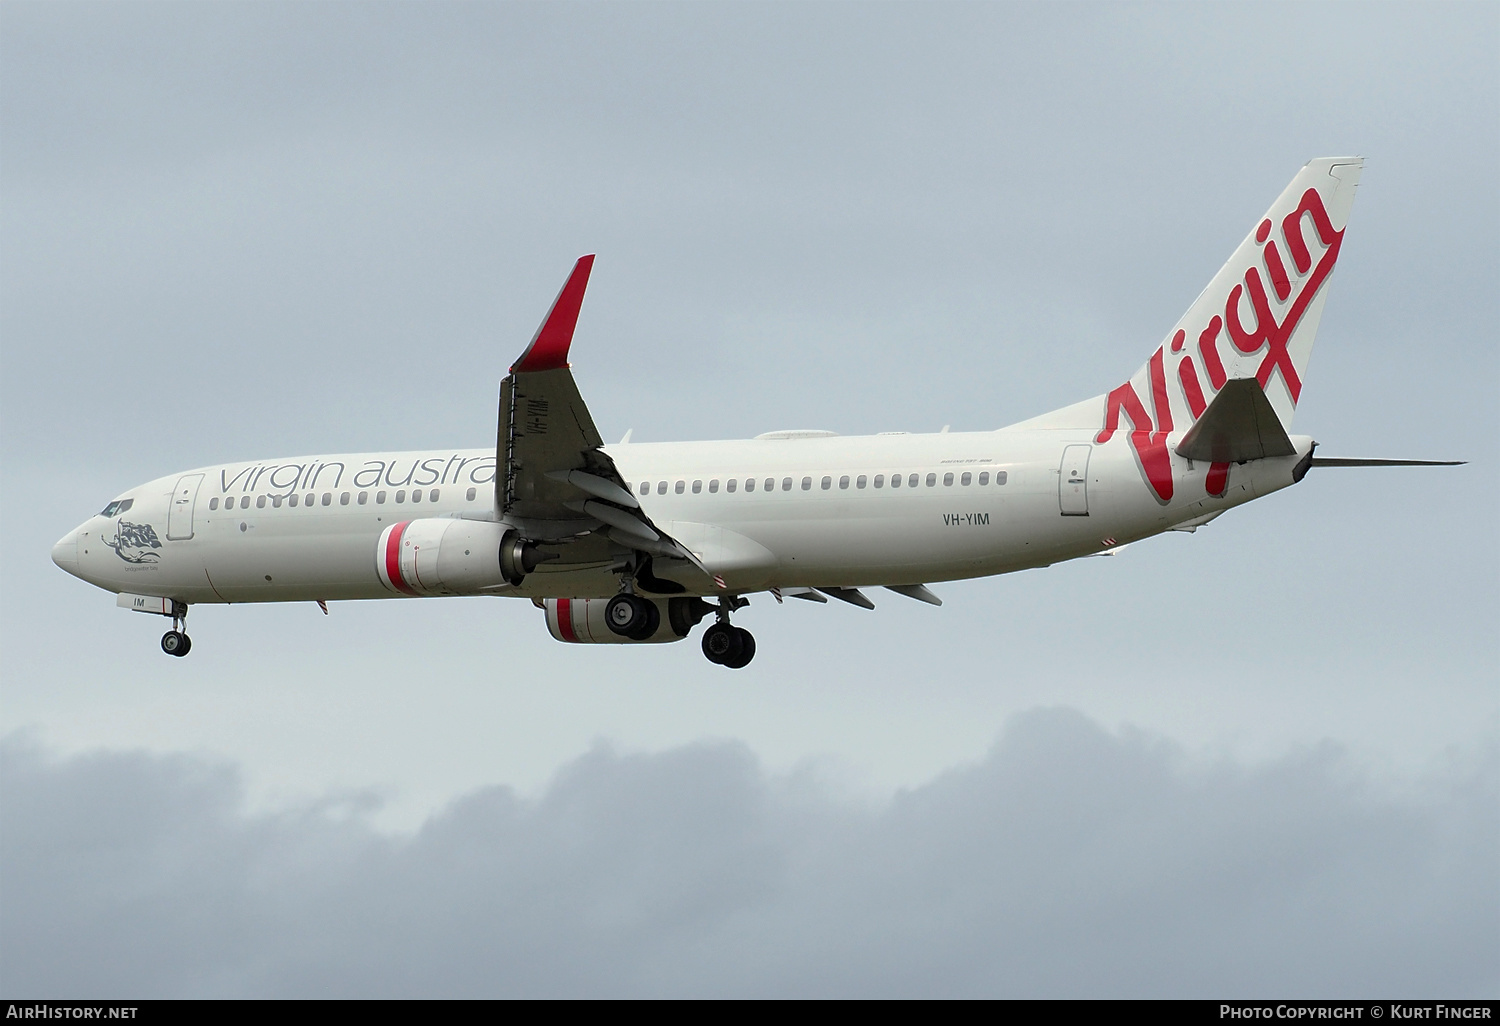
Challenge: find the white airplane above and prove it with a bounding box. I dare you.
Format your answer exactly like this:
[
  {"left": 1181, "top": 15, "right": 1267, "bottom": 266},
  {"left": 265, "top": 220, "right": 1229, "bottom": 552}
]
[{"left": 52, "top": 157, "right": 1460, "bottom": 667}]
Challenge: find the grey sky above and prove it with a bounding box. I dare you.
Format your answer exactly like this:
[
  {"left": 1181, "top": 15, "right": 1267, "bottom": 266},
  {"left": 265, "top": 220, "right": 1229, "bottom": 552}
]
[
  {"left": 4, "top": 711, "right": 1496, "bottom": 998},
  {"left": 1, "top": 1, "right": 1496, "bottom": 996}
]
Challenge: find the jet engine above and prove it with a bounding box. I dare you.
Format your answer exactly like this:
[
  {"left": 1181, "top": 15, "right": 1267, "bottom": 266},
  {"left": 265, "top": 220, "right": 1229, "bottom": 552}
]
[
  {"left": 376, "top": 519, "right": 550, "bottom": 595},
  {"left": 543, "top": 596, "right": 713, "bottom": 644}
]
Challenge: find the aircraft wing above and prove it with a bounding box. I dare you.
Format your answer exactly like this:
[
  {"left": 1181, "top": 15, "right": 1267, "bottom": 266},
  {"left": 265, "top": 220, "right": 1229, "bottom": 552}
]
[{"left": 496, "top": 258, "right": 706, "bottom": 580}]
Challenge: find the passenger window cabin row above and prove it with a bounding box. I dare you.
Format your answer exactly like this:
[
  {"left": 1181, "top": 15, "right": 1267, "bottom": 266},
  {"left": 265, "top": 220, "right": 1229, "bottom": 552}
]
[
  {"left": 209, "top": 487, "right": 482, "bottom": 511},
  {"left": 629, "top": 470, "right": 1008, "bottom": 496},
  {"left": 207, "top": 468, "right": 1008, "bottom": 513}
]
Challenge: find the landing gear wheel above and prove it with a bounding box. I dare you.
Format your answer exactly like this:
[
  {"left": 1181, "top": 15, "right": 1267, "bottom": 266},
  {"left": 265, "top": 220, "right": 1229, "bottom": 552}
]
[
  {"left": 606, "top": 593, "right": 656, "bottom": 639},
  {"left": 721, "top": 628, "right": 755, "bottom": 669},
  {"left": 161, "top": 630, "right": 191, "bottom": 657},
  {"left": 701, "top": 622, "right": 743, "bottom": 665},
  {"left": 629, "top": 599, "right": 661, "bottom": 641}
]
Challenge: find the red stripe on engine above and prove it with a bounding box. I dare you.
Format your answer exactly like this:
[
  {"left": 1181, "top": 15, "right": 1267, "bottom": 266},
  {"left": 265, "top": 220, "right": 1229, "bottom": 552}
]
[
  {"left": 557, "top": 598, "right": 578, "bottom": 642},
  {"left": 384, "top": 521, "right": 417, "bottom": 595}
]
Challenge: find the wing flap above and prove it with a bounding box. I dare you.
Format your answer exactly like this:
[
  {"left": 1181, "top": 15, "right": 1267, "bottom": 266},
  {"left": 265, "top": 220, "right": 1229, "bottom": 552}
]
[
  {"left": 818, "top": 587, "right": 875, "bottom": 609},
  {"left": 885, "top": 584, "right": 942, "bottom": 606}
]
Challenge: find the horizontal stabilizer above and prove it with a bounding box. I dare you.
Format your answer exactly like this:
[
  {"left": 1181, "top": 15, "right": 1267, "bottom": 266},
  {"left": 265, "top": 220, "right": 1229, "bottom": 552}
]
[
  {"left": 1310, "top": 457, "right": 1465, "bottom": 468},
  {"left": 1175, "top": 378, "right": 1295, "bottom": 463}
]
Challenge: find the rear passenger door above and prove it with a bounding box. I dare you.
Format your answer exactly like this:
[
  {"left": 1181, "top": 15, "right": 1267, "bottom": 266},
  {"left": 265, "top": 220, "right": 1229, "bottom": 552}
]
[{"left": 1058, "top": 446, "right": 1090, "bottom": 516}]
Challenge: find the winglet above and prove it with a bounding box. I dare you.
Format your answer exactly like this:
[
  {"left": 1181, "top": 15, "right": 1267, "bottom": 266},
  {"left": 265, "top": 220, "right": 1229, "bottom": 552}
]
[{"left": 510, "top": 255, "right": 595, "bottom": 374}]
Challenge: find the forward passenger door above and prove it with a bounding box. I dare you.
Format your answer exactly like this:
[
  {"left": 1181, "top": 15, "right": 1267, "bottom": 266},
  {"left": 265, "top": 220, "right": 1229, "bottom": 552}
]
[{"left": 167, "top": 474, "right": 204, "bottom": 540}]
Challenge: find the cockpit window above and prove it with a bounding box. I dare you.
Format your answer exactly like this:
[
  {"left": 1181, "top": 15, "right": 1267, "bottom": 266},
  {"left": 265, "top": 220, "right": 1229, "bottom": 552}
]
[{"left": 99, "top": 499, "right": 134, "bottom": 517}]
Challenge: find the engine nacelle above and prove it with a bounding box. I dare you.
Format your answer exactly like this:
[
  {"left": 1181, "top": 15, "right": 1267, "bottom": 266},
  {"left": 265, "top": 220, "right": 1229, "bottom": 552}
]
[
  {"left": 543, "top": 597, "right": 712, "bottom": 644},
  {"left": 376, "top": 519, "right": 546, "bottom": 595}
]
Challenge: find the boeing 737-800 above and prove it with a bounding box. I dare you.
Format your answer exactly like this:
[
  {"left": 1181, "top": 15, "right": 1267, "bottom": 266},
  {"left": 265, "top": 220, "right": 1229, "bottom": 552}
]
[{"left": 51, "top": 157, "right": 1459, "bottom": 667}]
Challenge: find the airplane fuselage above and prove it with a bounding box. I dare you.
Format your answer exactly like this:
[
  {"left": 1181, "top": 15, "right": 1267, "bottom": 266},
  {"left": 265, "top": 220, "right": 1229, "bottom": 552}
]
[{"left": 55, "top": 426, "right": 1312, "bottom": 605}]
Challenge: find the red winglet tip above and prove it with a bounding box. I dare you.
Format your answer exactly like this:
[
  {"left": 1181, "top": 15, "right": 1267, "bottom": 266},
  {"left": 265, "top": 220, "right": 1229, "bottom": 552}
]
[{"left": 512, "top": 255, "right": 595, "bottom": 374}]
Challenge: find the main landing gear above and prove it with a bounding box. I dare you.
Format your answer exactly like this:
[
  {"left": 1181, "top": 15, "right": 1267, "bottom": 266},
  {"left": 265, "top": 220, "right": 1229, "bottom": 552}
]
[
  {"left": 702, "top": 595, "right": 754, "bottom": 669},
  {"left": 605, "top": 557, "right": 755, "bottom": 668},
  {"left": 604, "top": 592, "right": 660, "bottom": 641},
  {"left": 603, "top": 555, "right": 665, "bottom": 642},
  {"left": 160, "top": 601, "right": 192, "bottom": 657}
]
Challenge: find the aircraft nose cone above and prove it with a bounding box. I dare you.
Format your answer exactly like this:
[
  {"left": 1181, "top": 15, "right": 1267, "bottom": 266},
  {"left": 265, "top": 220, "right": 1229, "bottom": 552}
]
[{"left": 52, "top": 530, "right": 79, "bottom": 573}]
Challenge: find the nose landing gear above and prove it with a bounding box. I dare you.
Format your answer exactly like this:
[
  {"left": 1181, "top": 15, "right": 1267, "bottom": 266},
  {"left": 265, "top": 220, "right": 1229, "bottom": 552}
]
[
  {"left": 702, "top": 596, "right": 754, "bottom": 669},
  {"left": 160, "top": 601, "right": 192, "bottom": 657}
]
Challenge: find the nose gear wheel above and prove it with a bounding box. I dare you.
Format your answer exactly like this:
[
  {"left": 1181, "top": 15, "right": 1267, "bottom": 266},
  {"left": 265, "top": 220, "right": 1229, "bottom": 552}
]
[{"left": 161, "top": 630, "right": 191, "bottom": 657}]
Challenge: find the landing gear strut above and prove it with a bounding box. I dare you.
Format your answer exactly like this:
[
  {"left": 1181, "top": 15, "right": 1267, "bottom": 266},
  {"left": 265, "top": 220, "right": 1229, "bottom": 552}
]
[
  {"left": 160, "top": 601, "right": 191, "bottom": 657},
  {"left": 702, "top": 596, "right": 754, "bottom": 669}
]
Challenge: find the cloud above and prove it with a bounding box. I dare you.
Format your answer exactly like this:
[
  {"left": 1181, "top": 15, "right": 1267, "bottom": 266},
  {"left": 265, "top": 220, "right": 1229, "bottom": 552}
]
[{"left": 2, "top": 709, "right": 1494, "bottom": 998}]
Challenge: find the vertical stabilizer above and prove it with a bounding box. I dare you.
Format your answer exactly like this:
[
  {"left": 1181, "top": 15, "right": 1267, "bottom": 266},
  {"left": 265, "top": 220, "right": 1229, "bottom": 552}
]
[
  {"left": 1103, "top": 158, "right": 1362, "bottom": 443},
  {"left": 1082, "top": 158, "right": 1361, "bottom": 502}
]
